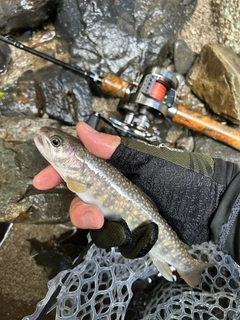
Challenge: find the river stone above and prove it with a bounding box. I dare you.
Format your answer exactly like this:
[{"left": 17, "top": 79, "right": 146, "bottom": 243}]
[
  {"left": 173, "top": 39, "right": 196, "bottom": 75},
  {"left": 55, "top": 0, "right": 197, "bottom": 81},
  {"left": 157, "top": 38, "right": 196, "bottom": 75},
  {"left": 0, "top": 66, "right": 93, "bottom": 125},
  {"left": 0, "top": 0, "right": 58, "bottom": 34},
  {"left": 0, "top": 116, "right": 75, "bottom": 223},
  {"left": 186, "top": 43, "right": 240, "bottom": 125}
]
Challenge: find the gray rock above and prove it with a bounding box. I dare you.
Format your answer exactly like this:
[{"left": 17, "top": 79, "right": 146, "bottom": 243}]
[
  {"left": 0, "top": 223, "right": 64, "bottom": 319},
  {"left": 0, "top": 116, "right": 75, "bottom": 223},
  {"left": 0, "top": 0, "right": 58, "bottom": 34},
  {"left": 194, "top": 133, "right": 240, "bottom": 166},
  {"left": 158, "top": 39, "right": 196, "bottom": 75},
  {"left": 186, "top": 43, "right": 240, "bottom": 124},
  {"left": 0, "top": 66, "right": 93, "bottom": 125},
  {"left": 55, "top": 0, "right": 197, "bottom": 81},
  {"left": 212, "top": 0, "right": 240, "bottom": 54},
  {"left": 0, "top": 42, "right": 11, "bottom": 74},
  {"left": 173, "top": 39, "right": 196, "bottom": 75}
]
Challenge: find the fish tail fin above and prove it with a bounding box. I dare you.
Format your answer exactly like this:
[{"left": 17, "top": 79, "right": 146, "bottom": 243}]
[
  {"left": 177, "top": 260, "right": 215, "bottom": 287},
  {"left": 149, "top": 252, "right": 173, "bottom": 282}
]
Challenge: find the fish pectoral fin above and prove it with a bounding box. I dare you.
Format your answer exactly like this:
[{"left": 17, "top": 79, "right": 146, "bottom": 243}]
[
  {"left": 149, "top": 252, "right": 173, "bottom": 282},
  {"left": 66, "top": 177, "right": 87, "bottom": 193}
]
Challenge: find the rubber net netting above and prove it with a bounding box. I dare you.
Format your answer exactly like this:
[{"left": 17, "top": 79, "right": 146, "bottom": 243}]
[{"left": 24, "top": 241, "right": 240, "bottom": 320}]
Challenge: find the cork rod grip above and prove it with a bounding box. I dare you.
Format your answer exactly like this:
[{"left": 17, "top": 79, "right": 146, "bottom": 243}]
[
  {"left": 172, "top": 105, "right": 240, "bottom": 150},
  {"left": 101, "top": 74, "right": 130, "bottom": 99}
]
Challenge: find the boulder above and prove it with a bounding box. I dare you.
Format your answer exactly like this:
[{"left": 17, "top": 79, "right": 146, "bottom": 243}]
[
  {"left": 55, "top": 0, "right": 197, "bottom": 81},
  {"left": 0, "top": 0, "right": 58, "bottom": 34},
  {"left": 187, "top": 43, "right": 240, "bottom": 124},
  {"left": 0, "top": 66, "right": 93, "bottom": 125}
]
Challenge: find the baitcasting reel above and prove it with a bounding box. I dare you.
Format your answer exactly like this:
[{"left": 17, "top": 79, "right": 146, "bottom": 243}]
[{"left": 89, "top": 67, "right": 178, "bottom": 142}]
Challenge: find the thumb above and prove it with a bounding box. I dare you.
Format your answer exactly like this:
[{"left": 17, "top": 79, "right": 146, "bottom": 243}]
[{"left": 76, "top": 122, "right": 121, "bottom": 159}]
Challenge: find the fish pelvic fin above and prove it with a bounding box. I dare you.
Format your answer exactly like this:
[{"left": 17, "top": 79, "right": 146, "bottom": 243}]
[
  {"left": 177, "top": 260, "right": 215, "bottom": 287},
  {"left": 149, "top": 252, "right": 173, "bottom": 282}
]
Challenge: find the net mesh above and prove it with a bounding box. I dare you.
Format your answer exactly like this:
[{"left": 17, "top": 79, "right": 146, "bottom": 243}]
[{"left": 24, "top": 241, "right": 240, "bottom": 320}]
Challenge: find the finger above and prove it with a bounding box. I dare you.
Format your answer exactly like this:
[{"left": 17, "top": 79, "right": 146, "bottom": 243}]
[
  {"left": 76, "top": 122, "right": 121, "bottom": 159},
  {"left": 69, "top": 197, "right": 104, "bottom": 229},
  {"left": 33, "top": 165, "right": 63, "bottom": 190}
]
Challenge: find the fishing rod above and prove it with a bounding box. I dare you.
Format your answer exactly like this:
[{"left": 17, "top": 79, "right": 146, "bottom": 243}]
[{"left": 1, "top": 35, "right": 240, "bottom": 150}]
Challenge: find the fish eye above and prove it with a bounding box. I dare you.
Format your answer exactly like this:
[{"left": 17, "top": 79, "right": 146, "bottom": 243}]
[{"left": 50, "top": 135, "right": 63, "bottom": 148}]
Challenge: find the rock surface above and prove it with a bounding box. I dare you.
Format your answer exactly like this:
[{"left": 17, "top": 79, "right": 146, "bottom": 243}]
[
  {"left": 187, "top": 43, "right": 240, "bottom": 124},
  {"left": 55, "top": 0, "right": 197, "bottom": 81},
  {"left": 0, "top": 41, "right": 11, "bottom": 74},
  {"left": 177, "top": 0, "right": 218, "bottom": 53},
  {"left": 0, "top": 116, "right": 75, "bottom": 223},
  {"left": 0, "top": 66, "right": 93, "bottom": 124},
  {"left": 0, "top": 0, "right": 58, "bottom": 34},
  {"left": 212, "top": 0, "right": 240, "bottom": 54},
  {"left": 0, "top": 223, "right": 63, "bottom": 320},
  {"left": 173, "top": 39, "right": 196, "bottom": 75}
]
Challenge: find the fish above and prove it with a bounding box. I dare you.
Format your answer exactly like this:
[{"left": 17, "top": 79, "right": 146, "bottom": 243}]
[{"left": 34, "top": 126, "right": 213, "bottom": 286}]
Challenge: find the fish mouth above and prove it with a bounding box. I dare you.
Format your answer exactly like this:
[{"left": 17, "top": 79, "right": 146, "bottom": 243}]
[
  {"left": 34, "top": 127, "right": 55, "bottom": 148},
  {"left": 34, "top": 128, "right": 52, "bottom": 160},
  {"left": 34, "top": 134, "right": 43, "bottom": 147}
]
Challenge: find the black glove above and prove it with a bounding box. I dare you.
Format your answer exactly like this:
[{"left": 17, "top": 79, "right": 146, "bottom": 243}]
[
  {"left": 90, "top": 219, "right": 158, "bottom": 259},
  {"left": 106, "top": 138, "right": 240, "bottom": 265}
]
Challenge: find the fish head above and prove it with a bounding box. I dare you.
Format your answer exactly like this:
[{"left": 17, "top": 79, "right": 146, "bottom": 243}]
[{"left": 34, "top": 127, "right": 86, "bottom": 179}]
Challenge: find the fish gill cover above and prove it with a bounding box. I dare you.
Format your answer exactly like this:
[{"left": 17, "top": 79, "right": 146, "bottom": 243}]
[{"left": 24, "top": 241, "right": 240, "bottom": 319}]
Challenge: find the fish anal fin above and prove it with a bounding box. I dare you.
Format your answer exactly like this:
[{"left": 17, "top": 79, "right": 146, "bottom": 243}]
[
  {"left": 149, "top": 252, "right": 173, "bottom": 282},
  {"left": 66, "top": 176, "right": 87, "bottom": 193},
  {"left": 177, "top": 261, "right": 215, "bottom": 287}
]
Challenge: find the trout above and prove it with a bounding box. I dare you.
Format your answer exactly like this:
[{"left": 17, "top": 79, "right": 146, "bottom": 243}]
[{"left": 34, "top": 127, "right": 213, "bottom": 286}]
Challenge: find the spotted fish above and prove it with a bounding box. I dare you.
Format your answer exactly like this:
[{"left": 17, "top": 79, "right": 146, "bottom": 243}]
[{"left": 34, "top": 127, "right": 213, "bottom": 286}]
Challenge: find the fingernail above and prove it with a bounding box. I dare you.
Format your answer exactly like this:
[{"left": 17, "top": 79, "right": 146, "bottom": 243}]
[
  {"left": 81, "top": 122, "right": 98, "bottom": 133},
  {"left": 82, "top": 210, "right": 100, "bottom": 229}
]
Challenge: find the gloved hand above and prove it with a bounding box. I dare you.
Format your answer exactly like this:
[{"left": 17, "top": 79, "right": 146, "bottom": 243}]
[
  {"left": 90, "top": 219, "right": 158, "bottom": 259},
  {"left": 33, "top": 122, "right": 240, "bottom": 264}
]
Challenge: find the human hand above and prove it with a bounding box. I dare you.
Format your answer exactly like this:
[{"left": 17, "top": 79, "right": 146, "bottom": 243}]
[
  {"left": 33, "top": 121, "right": 240, "bottom": 263},
  {"left": 33, "top": 122, "right": 121, "bottom": 230}
]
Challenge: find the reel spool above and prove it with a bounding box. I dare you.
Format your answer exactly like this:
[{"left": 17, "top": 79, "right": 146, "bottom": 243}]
[{"left": 110, "top": 66, "right": 178, "bottom": 141}]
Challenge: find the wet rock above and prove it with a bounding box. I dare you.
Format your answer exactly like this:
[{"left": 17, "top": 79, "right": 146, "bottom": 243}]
[
  {"left": 173, "top": 39, "right": 196, "bottom": 75},
  {"left": 212, "top": 0, "right": 240, "bottom": 54},
  {"left": 186, "top": 43, "right": 240, "bottom": 125},
  {"left": 0, "top": 115, "right": 61, "bottom": 141},
  {"left": 0, "top": 66, "right": 93, "bottom": 125},
  {"left": 29, "top": 229, "right": 88, "bottom": 279},
  {"left": 55, "top": 0, "right": 197, "bottom": 81},
  {"left": 158, "top": 39, "right": 196, "bottom": 75},
  {"left": 0, "top": 223, "right": 64, "bottom": 320},
  {"left": 177, "top": 1, "right": 218, "bottom": 54},
  {"left": 0, "top": 0, "right": 58, "bottom": 34},
  {"left": 0, "top": 42, "right": 11, "bottom": 74},
  {"left": 0, "top": 27, "right": 71, "bottom": 89},
  {"left": 0, "top": 116, "right": 75, "bottom": 223}
]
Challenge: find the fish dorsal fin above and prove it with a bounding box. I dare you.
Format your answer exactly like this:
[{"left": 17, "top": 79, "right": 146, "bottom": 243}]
[
  {"left": 149, "top": 252, "right": 173, "bottom": 282},
  {"left": 66, "top": 177, "right": 87, "bottom": 193}
]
